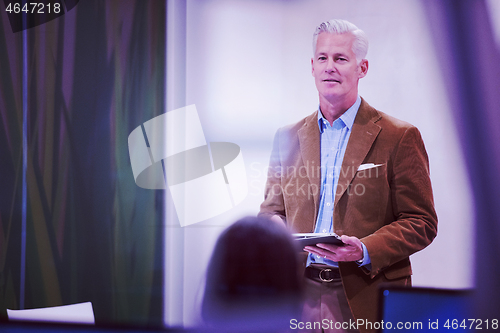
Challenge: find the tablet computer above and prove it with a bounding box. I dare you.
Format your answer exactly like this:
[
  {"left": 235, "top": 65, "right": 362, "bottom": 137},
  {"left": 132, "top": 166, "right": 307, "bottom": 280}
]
[{"left": 293, "top": 233, "right": 344, "bottom": 247}]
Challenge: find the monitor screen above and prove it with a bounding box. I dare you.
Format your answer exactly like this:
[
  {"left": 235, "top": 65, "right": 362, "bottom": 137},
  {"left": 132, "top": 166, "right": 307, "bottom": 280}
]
[{"left": 378, "top": 287, "right": 474, "bottom": 332}]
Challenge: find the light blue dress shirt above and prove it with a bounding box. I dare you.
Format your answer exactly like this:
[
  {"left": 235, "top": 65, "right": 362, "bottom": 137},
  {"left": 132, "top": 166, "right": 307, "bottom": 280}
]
[{"left": 307, "top": 96, "right": 371, "bottom": 268}]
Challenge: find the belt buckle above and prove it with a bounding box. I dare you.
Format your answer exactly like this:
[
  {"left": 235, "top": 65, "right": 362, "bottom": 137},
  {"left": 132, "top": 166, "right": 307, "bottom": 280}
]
[{"left": 319, "top": 268, "right": 334, "bottom": 282}]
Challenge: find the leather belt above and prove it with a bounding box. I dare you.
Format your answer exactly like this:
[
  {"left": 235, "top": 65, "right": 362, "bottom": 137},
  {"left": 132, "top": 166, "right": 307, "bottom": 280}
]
[{"left": 305, "top": 265, "right": 341, "bottom": 283}]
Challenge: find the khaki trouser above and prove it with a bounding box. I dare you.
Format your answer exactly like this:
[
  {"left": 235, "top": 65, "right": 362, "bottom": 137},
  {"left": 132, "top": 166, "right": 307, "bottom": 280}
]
[{"left": 300, "top": 270, "right": 359, "bottom": 333}]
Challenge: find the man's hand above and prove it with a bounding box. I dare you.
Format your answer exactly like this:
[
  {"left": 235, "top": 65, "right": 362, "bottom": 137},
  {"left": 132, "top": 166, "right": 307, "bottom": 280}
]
[{"left": 304, "top": 235, "right": 363, "bottom": 262}]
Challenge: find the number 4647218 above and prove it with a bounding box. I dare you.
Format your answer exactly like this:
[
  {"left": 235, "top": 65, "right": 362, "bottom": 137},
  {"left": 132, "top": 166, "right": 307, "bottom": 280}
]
[
  {"left": 443, "top": 319, "right": 498, "bottom": 330},
  {"left": 5, "top": 2, "right": 61, "bottom": 14}
]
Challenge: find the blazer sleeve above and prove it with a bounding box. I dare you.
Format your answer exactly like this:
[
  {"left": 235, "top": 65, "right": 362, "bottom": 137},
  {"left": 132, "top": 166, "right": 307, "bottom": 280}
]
[
  {"left": 258, "top": 128, "right": 287, "bottom": 222},
  {"left": 361, "top": 126, "right": 438, "bottom": 278}
]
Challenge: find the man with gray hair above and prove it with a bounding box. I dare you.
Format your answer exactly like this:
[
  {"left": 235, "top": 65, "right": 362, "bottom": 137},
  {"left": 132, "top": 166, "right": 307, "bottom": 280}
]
[{"left": 259, "top": 19, "right": 437, "bottom": 333}]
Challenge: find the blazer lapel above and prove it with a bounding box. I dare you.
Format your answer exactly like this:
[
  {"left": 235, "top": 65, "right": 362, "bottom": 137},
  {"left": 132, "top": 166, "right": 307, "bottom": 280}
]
[
  {"left": 334, "top": 99, "right": 382, "bottom": 208},
  {"left": 297, "top": 111, "right": 321, "bottom": 218}
]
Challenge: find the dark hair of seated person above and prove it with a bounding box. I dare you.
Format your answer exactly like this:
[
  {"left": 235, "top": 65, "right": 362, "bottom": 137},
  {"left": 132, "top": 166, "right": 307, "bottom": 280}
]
[{"left": 201, "top": 216, "right": 302, "bottom": 331}]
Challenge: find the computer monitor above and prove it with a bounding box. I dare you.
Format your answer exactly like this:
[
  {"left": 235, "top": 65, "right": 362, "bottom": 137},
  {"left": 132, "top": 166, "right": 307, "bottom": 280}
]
[{"left": 378, "top": 287, "right": 473, "bottom": 332}]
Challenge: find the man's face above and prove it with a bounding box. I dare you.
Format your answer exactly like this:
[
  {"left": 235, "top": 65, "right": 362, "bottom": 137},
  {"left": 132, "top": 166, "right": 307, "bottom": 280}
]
[{"left": 311, "top": 32, "right": 368, "bottom": 105}]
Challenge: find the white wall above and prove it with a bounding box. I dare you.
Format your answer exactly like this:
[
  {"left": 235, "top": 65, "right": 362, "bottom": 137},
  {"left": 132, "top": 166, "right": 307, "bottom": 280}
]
[{"left": 173, "top": 0, "right": 475, "bottom": 327}]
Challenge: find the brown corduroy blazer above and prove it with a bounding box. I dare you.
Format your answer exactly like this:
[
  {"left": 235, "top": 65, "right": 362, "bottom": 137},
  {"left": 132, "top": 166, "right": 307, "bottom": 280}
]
[{"left": 259, "top": 98, "right": 438, "bottom": 332}]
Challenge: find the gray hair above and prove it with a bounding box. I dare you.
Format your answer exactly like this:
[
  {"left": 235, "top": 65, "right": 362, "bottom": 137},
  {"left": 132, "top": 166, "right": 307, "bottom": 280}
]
[{"left": 312, "top": 19, "right": 368, "bottom": 64}]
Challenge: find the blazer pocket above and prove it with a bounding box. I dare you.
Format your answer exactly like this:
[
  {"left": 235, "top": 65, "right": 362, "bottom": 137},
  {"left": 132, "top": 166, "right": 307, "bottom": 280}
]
[
  {"left": 355, "top": 163, "right": 386, "bottom": 178},
  {"left": 351, "top": 163, "right": 387, "bottom": 197},
  {"left": 340, "top": 164, "right": 388, "bottom": 225}
]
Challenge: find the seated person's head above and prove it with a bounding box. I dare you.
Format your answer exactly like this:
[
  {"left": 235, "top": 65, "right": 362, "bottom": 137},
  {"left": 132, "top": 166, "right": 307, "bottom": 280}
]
[{"left": 202, "top": 216, "right": 301, "bottom": 330}]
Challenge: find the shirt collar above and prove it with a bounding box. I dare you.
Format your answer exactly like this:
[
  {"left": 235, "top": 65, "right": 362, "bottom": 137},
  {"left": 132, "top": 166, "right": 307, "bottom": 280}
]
[{"left": 317, "top": 95, "right": 361, "bottom": 133}]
